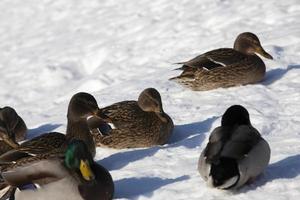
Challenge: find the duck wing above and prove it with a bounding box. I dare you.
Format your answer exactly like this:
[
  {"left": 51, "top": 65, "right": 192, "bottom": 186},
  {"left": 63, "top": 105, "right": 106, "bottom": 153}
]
[
  {"left": 220, "top": 125, "right": 261, "bottom": 159},
  {"left": 2, "top": 158, "right": 67, "bottom": 187},
  {"left": 99, "top": 101, "right": 144, "bottom": 129},
  {"left": 0, "top": 132, "right": 66, "bottom": 164},
  {"left": 204, "top": 126, "right": 231, "bottom": 164},
  {"left": 176, "top": 48, "right": 247, "bottom": 70}
]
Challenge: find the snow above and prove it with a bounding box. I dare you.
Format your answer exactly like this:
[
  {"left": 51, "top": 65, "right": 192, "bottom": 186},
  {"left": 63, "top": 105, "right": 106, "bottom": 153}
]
[{"left": 1, "top": 0, "right": 300, "bottom": 199}]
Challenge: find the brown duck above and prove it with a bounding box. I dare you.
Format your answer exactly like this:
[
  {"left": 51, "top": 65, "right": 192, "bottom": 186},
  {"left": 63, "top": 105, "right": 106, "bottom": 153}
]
[
  {"left": 0, "top": 106, "right": 27, "bottom": 155},
  {"left": 0, "top": 92, "right": 106, "bottom": 199},
  {"left": 93, "top": 88, "right": 174, "bottom": 149},
  {"left": 170, "top": 32, "right": 273, "bottom": 91}
]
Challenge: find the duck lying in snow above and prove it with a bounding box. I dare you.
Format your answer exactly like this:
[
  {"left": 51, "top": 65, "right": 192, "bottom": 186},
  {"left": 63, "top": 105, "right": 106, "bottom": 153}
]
[
  {"left": 198, "top": 105, "right": 270, "bottom": 189},
  {"left": 170, "top": 32, "right": 273, "bottom": 91},
  {"left": 0, "top": 92, "right": 112, "bottom": 199},
  {"left": 92, "top": 88, "right": 174, "bottom": 149}
]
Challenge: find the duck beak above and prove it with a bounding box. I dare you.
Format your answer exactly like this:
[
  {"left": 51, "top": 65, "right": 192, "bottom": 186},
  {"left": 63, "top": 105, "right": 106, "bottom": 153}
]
[
  {"left": 80, "top": 160, "right": 95, "bottom": 181},
  {"left": 256, "top": 46, "right": 273, "bottom": 60}
]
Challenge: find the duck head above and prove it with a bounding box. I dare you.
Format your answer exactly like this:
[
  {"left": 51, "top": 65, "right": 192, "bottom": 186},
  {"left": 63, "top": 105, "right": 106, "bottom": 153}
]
[
  {"left": 138, "top": 88, "right": 164, "bottom": 114},
  {"left": 233, "top": 32, "right": 273, "bottom": 59},
  {"left": 137, "top": 88, "right": 168, "bottom": 123},
  {"left": 67, "top": 92, "right": 101, "bottom": 122},
  {"left": 221, "top": 105, "right": 251, "bottom": 127},
  {"left": 65, "top": 139, "right": 95, "bottom": 182},
  {"left": 0, "top": 107, "right": 19, "bottom": 140}
]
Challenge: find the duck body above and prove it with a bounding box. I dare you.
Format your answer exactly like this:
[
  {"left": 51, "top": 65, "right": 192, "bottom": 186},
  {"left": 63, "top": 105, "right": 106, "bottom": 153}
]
[
  {"left": 95, "top": 101, "right": 173, "bottom": 148},
  {"left": 170, "top": 32, "right": 273, "bottom": 91},
  {"left": 198, "top": 105, "right": 271, "bottom": 189},
  {"left": 0, "top": 92, "right": 106, "bottom": 199},
  {"left": 1, "top": 140, "right": 114, "bottom": 200},
  {"left": 94, "top": 88, "right": 174, "bottom": 149}
]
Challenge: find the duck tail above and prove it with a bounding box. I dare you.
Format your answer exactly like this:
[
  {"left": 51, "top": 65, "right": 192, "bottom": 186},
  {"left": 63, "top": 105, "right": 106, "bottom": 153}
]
[
  {"left": 172, "top": 64, "right": 189, "bottom": 71},
  {"left": 169, "top": 67, "right": 196, "bottom": 81}
]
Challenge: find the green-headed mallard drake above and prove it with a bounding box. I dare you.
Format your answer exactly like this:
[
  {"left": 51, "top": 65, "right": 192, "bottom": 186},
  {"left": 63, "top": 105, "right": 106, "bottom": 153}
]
[
  {"left": 198, "top": 105, "right": 271, "bottom": 189},
  {"left": 92, "top": 88, "right": 174, "bottom": 149},
  {"left": 170, "top": 32, "right": 273, "bottom": 91},
  {"left": 1, "top": 139, "right": 114, "bottom": 200},
  {"left": 0, "top": 106, "right": 27, "bottom": 155}
]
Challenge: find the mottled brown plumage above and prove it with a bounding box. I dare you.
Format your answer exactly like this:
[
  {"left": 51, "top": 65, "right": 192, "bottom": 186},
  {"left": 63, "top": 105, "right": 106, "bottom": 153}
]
[
  {"left": 0, "top": 93, "right": 100, "bottom": 169},
  {"left": 170, "top": 32, "right": 273, "bottom": 91},
  {"left": 0, "top": 106, "right": 27, "bottom": 155},
  {"left": 0, "top": 92, "right": 103, "bottom": 199},
  {"left": 93, "top": 88, "right": 174, "bottom": 149}
]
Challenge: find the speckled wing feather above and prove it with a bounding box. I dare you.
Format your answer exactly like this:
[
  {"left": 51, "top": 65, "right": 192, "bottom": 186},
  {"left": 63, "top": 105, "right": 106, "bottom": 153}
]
[
  {"left": 0, "top": 132, "right": 66, "bottom": 164},
  {"left": 100, "top": 101, "right": 145, "bottom": 129},
  {"left": 178, "top": 48, "right": 247, "bottom": 70},
  {"left": 0, "top": 142, "right": 13, "bottom": 156}
]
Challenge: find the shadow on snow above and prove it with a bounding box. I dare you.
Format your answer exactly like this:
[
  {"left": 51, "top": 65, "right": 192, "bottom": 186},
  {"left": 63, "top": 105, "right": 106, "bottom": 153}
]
[
  {"left": 169, "top": 116, "right": 218, "bottom": 149},
  {"left": 262, "top": 64, "right": 300, "bottom": 85},
  {"left": 115, "top": 175, "right": 190, "bottom": 199},
  {"left": 27, "top": 123, "right": 62, "bottom": 139},
  {"left": 99, "top": 116, "right": 218, "bottom": 171}
]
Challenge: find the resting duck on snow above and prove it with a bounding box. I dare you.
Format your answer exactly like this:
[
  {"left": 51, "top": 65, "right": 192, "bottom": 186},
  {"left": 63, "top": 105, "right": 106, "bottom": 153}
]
[
  {"left": 170, "top": 32, "right": 273, "bottom": 91},
  {"left": 0, "top": 92, "right": 111, "bottom": 199},
  {"left": 198, "top": 105, "right": 270, "bottom": 189},
  {"left": 0, "top": 106, "right": 27, "bottom": 155},
  {"left": 92, "top": 88, "right": 174, "bottom": 149}
]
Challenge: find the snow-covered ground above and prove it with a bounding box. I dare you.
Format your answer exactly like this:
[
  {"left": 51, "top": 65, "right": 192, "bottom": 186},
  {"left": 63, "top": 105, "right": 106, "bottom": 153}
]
[{"left": 1, "top": 0, "right": 300, "bottom": 199}]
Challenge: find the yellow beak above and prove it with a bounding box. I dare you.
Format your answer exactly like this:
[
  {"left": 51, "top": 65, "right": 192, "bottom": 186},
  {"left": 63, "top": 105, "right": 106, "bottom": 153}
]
[{"left": 80, "top": 160, "right": 95, "bottom": 181}]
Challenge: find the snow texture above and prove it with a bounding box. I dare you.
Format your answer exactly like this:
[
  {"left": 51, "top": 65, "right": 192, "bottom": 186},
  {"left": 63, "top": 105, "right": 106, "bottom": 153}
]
[{"left": 0, "top": 0, "right": 300, "bottom": 199}]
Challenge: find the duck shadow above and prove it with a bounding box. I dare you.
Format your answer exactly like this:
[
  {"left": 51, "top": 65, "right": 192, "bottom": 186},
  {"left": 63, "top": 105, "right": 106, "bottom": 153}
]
[
  {"left": 240, "top": 154, "right": 300, "bottom": 192},
  {"left": 262, "top": 64, "right": 300, "bottom": 85},
  {"left": 169, "top": 116, "right": 218, "bottom": 149},
  {"left": 115, "top": 175, "right": 190, "bottom": 199},
  {"left": 99, "top": 117, "right": 218, "bottom": 171},
  {"left": 27, "top": 123, "right": 62, "bottom": 139},
  {"left": 98, "top": 146, "right": 160, "bottom": 171}
]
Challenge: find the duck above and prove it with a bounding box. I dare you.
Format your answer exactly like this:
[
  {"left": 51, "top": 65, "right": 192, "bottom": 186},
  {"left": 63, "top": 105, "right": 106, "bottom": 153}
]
[
  {"left": 0, "top": 106, "right": 27, "bottom": 155},
  {"left": 0, "top": 92, "right": 104, "bottom": 199},
  {"left": 93, "top": 88, "right": 174, "bottom": 149},
  {"left": 0, "top": 92, "right": 102, "bottom": 167},
  {"left": 170, "top": 32, "right": 273, "bottom": 91},
  {"left": 1, "top": 139, "right": 114, "bottom": 200},
  {"left": 198, "top": 105, "right": 270, "bottom": 189}
]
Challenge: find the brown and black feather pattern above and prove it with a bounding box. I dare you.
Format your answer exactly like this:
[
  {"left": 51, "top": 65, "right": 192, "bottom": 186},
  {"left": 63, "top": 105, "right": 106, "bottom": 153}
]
[{"left": 94, "top": 101, "right": 174, "bottom": 149}]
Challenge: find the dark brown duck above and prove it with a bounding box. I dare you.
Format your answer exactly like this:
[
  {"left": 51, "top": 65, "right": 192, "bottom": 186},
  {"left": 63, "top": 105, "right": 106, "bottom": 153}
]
[
  {"left": 0, "top": 92, "right": 104, "bottom": 199},
  {"left": 0, "top": 106, "right": 27, "bottom": 155},
  {"left": 93, "top": 88, "right": 174, "bottom": 149},
  {"left": 170, "top": 32, "right": 273, "bottom": 91}
]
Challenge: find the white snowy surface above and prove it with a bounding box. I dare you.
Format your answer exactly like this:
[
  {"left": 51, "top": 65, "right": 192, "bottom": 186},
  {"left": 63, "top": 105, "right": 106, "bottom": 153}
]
[{"left": 1, "top": 0, "right": 300, "bottom": 199}]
